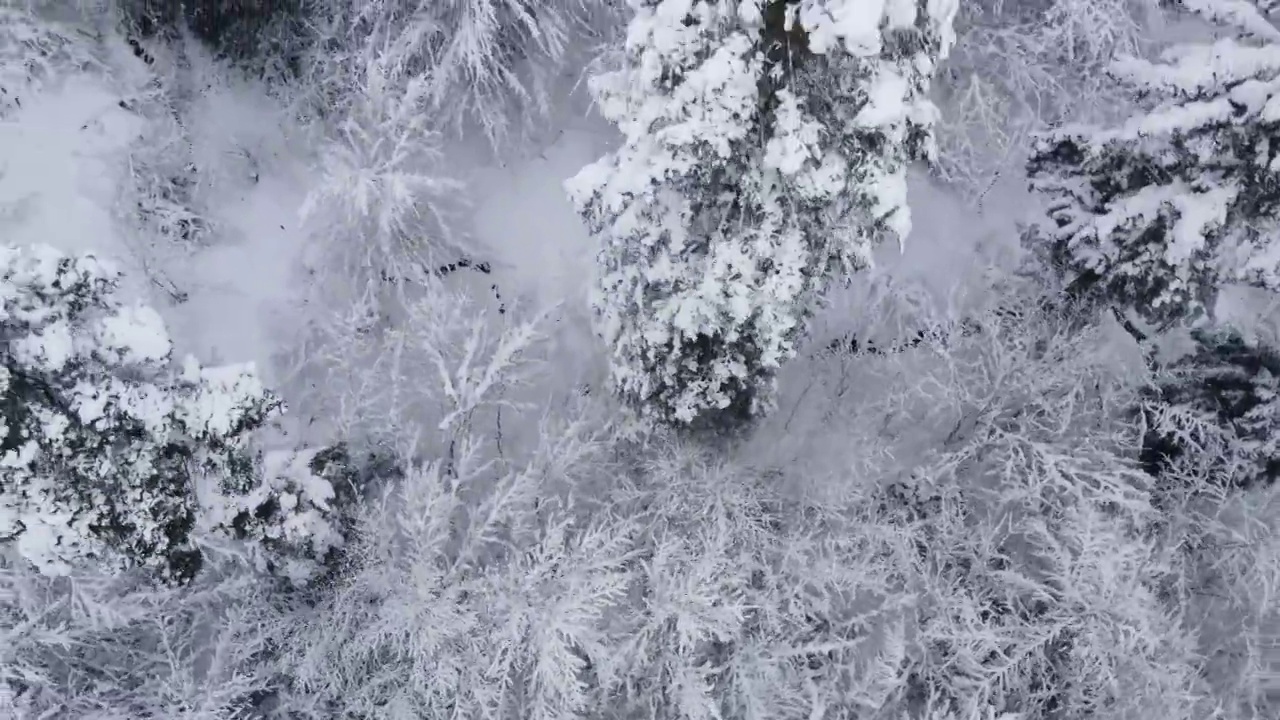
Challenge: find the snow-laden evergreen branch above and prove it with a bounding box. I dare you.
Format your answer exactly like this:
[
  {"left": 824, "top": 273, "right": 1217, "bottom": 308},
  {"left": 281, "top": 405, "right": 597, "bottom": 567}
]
[
  {"left": 1026, "top": 0, "right": 1280, "bottom": 330},
  {"left": 568, "top": 0, "right": 958, "bottom": 432}
]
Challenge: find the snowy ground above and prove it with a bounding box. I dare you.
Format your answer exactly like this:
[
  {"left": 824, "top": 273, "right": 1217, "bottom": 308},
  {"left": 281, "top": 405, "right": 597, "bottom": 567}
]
[
  {"left": 152, "top": 54, "right": 316, "bottom": 380},
  {"left": 0, "top": 25, "right": 319, "bottom": 395},
  {"left": 0, "top": 72, "right": 147, "bottom": 294}
]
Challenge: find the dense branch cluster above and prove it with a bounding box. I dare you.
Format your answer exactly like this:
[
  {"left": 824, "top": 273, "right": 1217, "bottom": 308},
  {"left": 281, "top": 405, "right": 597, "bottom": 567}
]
[
  {"left": 934, "top": 0, "right": 1153, "bottom": 198},
  {"left": 0, "top": 244, "right": 362, "bottom": 587},
  {"left": 0, "top": 245, "right": 276, "bottom": 581}
]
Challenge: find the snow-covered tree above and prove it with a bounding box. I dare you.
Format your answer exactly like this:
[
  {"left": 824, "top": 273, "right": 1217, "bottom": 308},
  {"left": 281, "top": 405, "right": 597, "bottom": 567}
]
[
  {"left": 566, "top": 0, "right": 959, "bottom": 431},
  {"left": 297, "top": 60, "right": 469, "bottom": 306},
  {"left": 266, "top": 287, "right": 1280, "bottom": 719},
  {"left": 1141, "top": 328, "right": 1280, "bottom": 490},
  {"left": 0, "top": 244, "right": 279, "bottom": 582},
  {"left": 1024, "top": 0, "right": 1280, "bottom": 331}
]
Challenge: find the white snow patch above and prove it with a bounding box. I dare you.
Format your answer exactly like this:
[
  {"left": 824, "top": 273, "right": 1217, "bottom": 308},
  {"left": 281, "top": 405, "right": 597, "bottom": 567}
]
[
  {"left": 872, "top": 169, "right": 1026, "bottom": 301},
  {"left": 0, "top": 73, "right": 148, "bottom": 297},
  {"left": 149, "top": 59, "right": 317, "bottom": 383},
  {"left": 98, "top": 304, "right": 173, "bottom": 363},
  {"left": 462, "top": 121, "right": 617, "bottom": 392},
  {"left": 468, "top": 124, "right": 614, "bottom": 313},
  {"left": 162, "top": 160, "right": 313, "bottom": 380},
  {"left": 0, "top": 29, "right": 318, "bottom": 391}
]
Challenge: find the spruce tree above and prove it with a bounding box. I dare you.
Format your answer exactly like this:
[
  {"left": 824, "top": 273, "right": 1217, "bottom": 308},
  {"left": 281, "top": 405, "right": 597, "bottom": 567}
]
[
  {"left": 0, "top": 244, "right": 279, "bottom": 582},
  {"left": 566, "top": 0, "right": 957, "bottom": 432},
  {"left": 1025, "top": 0, "right": 1280, "bottom": 331}
]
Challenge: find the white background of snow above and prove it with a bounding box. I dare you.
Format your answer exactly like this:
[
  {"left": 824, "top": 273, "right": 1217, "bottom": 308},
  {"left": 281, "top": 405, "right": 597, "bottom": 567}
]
[
  {"left": 153, "top": 55, "right": 316, "bottom": 382},
  {"left": 0, "top": 30, "right": 317, "bottom": 391},
  {"left": 467, "top": 120, "right": 614, "bottom": 311},
  {"left": 0, "top": 73, "right": 149, "bottom": 299}
]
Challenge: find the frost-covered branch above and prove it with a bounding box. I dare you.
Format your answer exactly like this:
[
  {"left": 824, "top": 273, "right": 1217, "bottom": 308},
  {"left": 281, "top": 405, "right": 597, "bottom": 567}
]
[
  {"left": 293, "top": 0, "right": 622, "bottom": 146},
  {"left": 1, "top": 556, "right": 277, "bottom": 718},
  {"left": 934, "top": 0, "right": 1154, "bottom": 199}
]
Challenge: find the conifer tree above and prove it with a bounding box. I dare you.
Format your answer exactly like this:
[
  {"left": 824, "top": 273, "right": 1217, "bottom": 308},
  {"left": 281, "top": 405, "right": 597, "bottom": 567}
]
[
  {"left": 0, "top": 244, "right": 278, "bottom": 582},
  {"left": 1025, "top": 0, "right": 1280, "bottom": 331},
  {"left": 567, "top": 0, "right": 958, "bottom": 431}
]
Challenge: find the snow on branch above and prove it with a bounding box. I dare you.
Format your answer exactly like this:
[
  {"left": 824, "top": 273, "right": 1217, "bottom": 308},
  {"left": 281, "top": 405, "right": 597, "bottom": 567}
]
[
  {"left": 933, "top": 0, "right": 1154, "bottom": 199},
  {"left": 568, "top": 0, "right": 957, "bottom": 432},
  {"left": 0, "top": 244, "right": 365, "bottom": 587},
  {"left": 297, "top": 0, "right": 622, "bottom": 146},
  {"left": 1025, "top": 0, "right": 1280, "bottom": 330}
]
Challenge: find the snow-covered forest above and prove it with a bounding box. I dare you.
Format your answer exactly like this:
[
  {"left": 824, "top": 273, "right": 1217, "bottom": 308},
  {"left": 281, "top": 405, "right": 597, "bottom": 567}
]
[{"left": 4, "top": 0, "right": 1280, "bottom": 717}]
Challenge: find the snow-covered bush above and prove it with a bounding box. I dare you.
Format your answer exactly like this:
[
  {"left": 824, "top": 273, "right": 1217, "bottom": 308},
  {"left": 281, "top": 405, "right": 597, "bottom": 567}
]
[
  {"left": 297, "top": 59, "right": 468, "bottom": 307},
  {"left": 766, "top": 291, "right": 1280, "bottom": 718},
  {"left": 209, "top": 443, "right": 383, "bottom": 587},
  {"left": 113, "top": 14, "right": 213, "bottom": 261},
  {"left": 279, "top": 267, "right": 549, "bottom": 462},
  {"left": 0, "top": 244, "right": 280, "bottom": 582},
  {"left": 567, "top": 0, "right": 958, "bottom": 431},
  {"left": 124, "top": 131, "right": 208, "bottom": 253},
  {"left": 860, "top": 313, "right": 1190, "bottom": 719},
  {"left": 935, "top": 0, "right": 1154, "bottom": 199},
  {"left": 264, "top": 410, "right": 623, "bottom": 719},
  {"left": 1, "top": 556, "right": 278, "bottom": 718},
  {"left": 269, "top": 371, "right": 927, "bottom": 718},
  {"left": 1135, "top": 330, "right": 1280, "bottom": 711},
  {"left": 1135, "top": 332, "right": 1280, "bottom": 713},
  {"left": 1147, "top": 463, "right": 1280, "bottom": 715},
  {"left": 1024, "top": 0, "right": 1280, "bottom": 331}
]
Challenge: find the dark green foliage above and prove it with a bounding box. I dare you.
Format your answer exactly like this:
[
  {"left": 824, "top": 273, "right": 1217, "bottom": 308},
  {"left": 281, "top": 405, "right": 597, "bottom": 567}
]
[
  {"left": 123, "top": 0, "right": 307, "bottom": 65},
  {"left": 1140, "top": 330, "right": 1280, "bottom": 490},
  {"left": 1022, "top": 0, "right": 1280, "bottom": 330},
  {"left": 0, "top": 245, "right": 282, "bottom": 584},
  {"left": 220, "top": 442, "right": 396, "bottom": 588}
]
